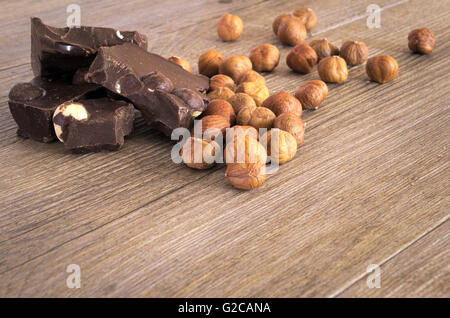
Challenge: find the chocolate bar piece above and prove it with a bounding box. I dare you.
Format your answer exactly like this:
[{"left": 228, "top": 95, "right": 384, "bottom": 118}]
[
  {"left": 53, "top": 98, "right": 134, "bottom": 153},
  {"left": 86, "top": 43, "right": 210, "bottom": 135},
  {"left": 31, "top": 17, "right": 148, "bottom": 78},
  {"left": 8, "top": 78, "right": 100, "bottom": 142}
]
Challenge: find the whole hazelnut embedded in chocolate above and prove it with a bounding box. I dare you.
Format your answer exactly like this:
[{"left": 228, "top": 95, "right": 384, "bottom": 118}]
[
  {"left": 168, "top": 56, "right": 192, "bottom": 72},
  {"left": 219, "top": 56, "right": 253, "bottom": 82},
  {"left": 198, "top": 49, "right": 225, "bottom": 77},
  {"left": 249, "top": 43, "right": 280, "bottom": 72},
  {"left": 172, "top": 88, "right": 205, "bottom": 111},
  {"left": 53, "top": 102, "right": 89, "bottom": 142},
  {"left": 141, "top": 71, "right": 174, "bottom": 93},
  {"left": 286, "top": 44, "right": 318, "bottom": 74},
  {"left": 217, "top": 13, "right": 244, "bottom": 42},
  {"left": 262, "top": 91, "right": 302, "bottom": 117}
]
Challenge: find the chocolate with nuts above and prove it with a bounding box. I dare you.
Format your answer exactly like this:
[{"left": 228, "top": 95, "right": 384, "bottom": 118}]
[
  {"left": 86, "top": 43, "right": 209, "bottom": 135},
  {"left": 31, "top": 17, "right": 148, "bottom": 78},
  {"left": 53, "top": 98, "right": 134, "bottom": 153},
  {"left": 8, "top": 77, "right": 100, "bottom": 143}
]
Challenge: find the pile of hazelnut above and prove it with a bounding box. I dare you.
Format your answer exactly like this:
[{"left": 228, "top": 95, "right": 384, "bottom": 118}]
[{"left": 167, "top": 10, "right": 437, "bottom": 190}]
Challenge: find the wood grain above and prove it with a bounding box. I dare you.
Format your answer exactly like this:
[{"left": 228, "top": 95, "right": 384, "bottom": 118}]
[{"left": 0, "top": 0, "right": 449, "bottom": 297}]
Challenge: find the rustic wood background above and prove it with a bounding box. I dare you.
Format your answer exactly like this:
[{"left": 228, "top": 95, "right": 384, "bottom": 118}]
[{"left": 0, "top": 0, "right": 448, "bottom": 297}]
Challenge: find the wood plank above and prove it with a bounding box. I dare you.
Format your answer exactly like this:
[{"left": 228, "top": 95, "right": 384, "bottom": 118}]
[
  {"left": 337, "top": 221, "right": 449, "bottom": 297},
  {"left": 0, "top": 0, "right": 449, "bottom": 297},
  {"left": 0, "top": 0, "right": 405, "bottom": 267}
]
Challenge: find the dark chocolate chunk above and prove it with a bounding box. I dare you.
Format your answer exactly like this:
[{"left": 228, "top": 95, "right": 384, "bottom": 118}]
[
  {"left": 86, "top": 43, "right": 209, "bottom": 135},
  {"left": 31, "top": 17, "right": 148, "bottom": 78},
  {"left": 8, "top": 78, "right": 100, "bottom": 143},
  {"left": 72, "top": 68, "right": 89, "bottom": 85},
  {"left": 53, "top": 98, "right": 134, "bottom": 153}
]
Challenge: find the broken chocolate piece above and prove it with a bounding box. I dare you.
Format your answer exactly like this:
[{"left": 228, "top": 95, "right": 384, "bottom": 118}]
[
  {"left": 8, "top": 78, "right": 100, "bottom": 142},
  {"left": 53, "top": 98, "right": 134, "bottom": 153},
  {"left": 31, "top": 17, "right": 148, "bottom": 78},
  {"left": 86, "top": 43, "right": 209, "bottom": 135}
]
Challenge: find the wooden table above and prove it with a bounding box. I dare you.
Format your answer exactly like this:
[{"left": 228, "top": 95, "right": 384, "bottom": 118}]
[{"left": 0, "top": 0, "right": 448, "bottom": 297}]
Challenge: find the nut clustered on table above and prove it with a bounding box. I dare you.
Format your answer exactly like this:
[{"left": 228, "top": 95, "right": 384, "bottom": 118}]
[
  {"left": 7, "top": 11, "right": 437, "bottom": 191},
  {"left": 179, "top": 9, "right": 437, "bottom": 190}
]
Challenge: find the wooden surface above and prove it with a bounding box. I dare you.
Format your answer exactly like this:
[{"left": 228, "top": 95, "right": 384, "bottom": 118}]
[{"left": 0, "top": 0, "right": 449, "bottom": 297}]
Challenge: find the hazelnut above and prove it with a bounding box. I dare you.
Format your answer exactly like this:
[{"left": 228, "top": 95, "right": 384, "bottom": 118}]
[
  {"left": 408, "top": 28, "right": 436, "bottom": 54},
  {"left": 236, "top": 106, "right": 276, "bottom": 129},
  {"left": 286, "top": 44, "right": 318, "bottom": 74},
  {"left": 181, "top": 137, "right": 219, "bottom": 170},
  {"left": 225, "top": 134, "right": 267, "bottom": 164},
  {"left": 236, "top": 82, "right": 270, "bottom": 106},
  {"left": 366, "top": 55, "right": 399, "bottom": 84},
  {"left": 210, "top": 74, "right": 235, "bottom": 91},
  {"left": 225, "top": 163, "right": 266, "bottom": 190},
  {"left": 238, "top": 70, "right": 266, "bottom": 86},
  {"left": 277, "top": 16, "right": 307, "bottom": 46},
  {"left": 207, "top": 87, "right": 235, "bottom": 100},
  {"left": 340, "top": 41, "right": 368, "bottom": 66},
  {"left": 249, "top": 44, "right": 280, "bottom": 72},
  {"left": 262, "top": 91, "right": 302, "bottom": 117},
  {"left": 272, "top": 14, "right": 291, "bottom": 35},
  {"left": 203, "top": 99, "right": 236, "bottom": 125},
  {"left": 168, "top": 56, "right": 191, "bottom": 72},
  {"left": 261, "top": 129, "right": 297, "bottom": 164},
  {"left": 294, "top": 80, "right": 328, "bottom": 110},
  {"left": 141, "top": 71, "right": 174, "bottom": 92},
  {"left": 217, "top": 13, "right": 244, "bottom": 42},
  {"left": 53, "top": 102, "right": 89, "bottom": 142},
  {"left": 292, "top": 8, "right": 317, "bottom": 30},
  {"left": 273, "top": 112, "right": 305, "bottom": 146},
  {"left": 309, "top": 39, "right": 339, "bottom": 61},
  {"left": 225, "top": 125, "right": 259, "bottom": 143},
  {"left": 198, "top": 49, "right": 225, "bottom": 77},
  {"left": 193, "top": 115, "right": 230, "bottom": 140},
  {"left": 172, "top": 88, "right": 205, "bottom": 112},
  {"left": 317, "top": 56, "right": 348, "bottom": 83},
  {"left": 227, "top": 93, "right": 257, "bottom": 114},
  {"left": 219, "top": 56, "right": 253, "bottom": 82}
]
